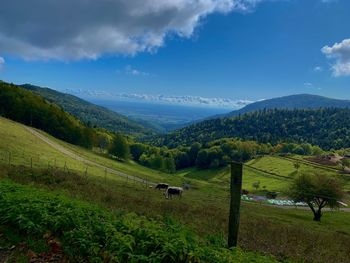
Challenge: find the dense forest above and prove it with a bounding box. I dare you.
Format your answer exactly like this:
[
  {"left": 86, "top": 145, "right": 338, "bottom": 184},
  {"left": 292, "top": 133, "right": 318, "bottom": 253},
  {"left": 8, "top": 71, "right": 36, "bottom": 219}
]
[
  {"left": 21, "top": 84, "right": 154, "bottom": 137},
  {"left": 147, "top": 108, "right": 350, "bottom": 150},
  {"left": 0, "top": 81, "right": 96, "bottom": 148},
  {"left": 210, "top": 94, "right": 350, "bottom": 120}
]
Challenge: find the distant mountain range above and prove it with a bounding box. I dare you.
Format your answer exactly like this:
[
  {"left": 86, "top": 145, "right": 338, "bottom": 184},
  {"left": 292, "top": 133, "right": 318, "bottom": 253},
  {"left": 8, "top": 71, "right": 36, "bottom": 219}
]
[
  {"left": 207, "top": 94, "right": 350, "bottom": 120},
  {"left": 21, "top": 84, "right": 155, "bottom": 136}
]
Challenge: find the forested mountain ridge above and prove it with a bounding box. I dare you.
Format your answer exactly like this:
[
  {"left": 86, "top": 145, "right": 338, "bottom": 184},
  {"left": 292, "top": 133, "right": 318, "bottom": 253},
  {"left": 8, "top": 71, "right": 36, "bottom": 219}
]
[
  {"left": 210, "top": 94, "right": 350, "bottom": 119},
  {"left": 147, "top": 108, "right": 350, "bottom": 150},
  {"left": 0, "top": 81, "right": 96, "bottom": 148},
  {"left": 21, "top": 84, "right": 155, "bottom": 136}
]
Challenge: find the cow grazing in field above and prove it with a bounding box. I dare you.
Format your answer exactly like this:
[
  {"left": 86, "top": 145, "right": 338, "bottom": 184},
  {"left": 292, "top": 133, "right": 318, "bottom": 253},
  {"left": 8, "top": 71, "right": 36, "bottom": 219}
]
[
  {"left": 241, "top": 189, "right": 249, "bottom": 195},
  {"left": 165, "top": 187, "right": 183, "bottom": 199},
  {"left": 155, "top": 183, "right": 169, "bottom": 190}
]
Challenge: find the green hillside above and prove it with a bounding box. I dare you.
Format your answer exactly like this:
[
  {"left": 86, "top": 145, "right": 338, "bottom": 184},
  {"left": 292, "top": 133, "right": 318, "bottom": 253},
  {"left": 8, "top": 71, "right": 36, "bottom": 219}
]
[
  {"left": 0, "top": 81, "right": 95, "bottom": 148},
  {"left": 1, "top": 117, "right": 350, "bottom": 262},
  {"left": 210, "top": 94, "right": 350, "bottom": 119},
  {"left": 21, "top": 83, "right": 155, "bottom": 136},
  {"left": 150, "top": 108, "right": 350, "bottom": 150}
]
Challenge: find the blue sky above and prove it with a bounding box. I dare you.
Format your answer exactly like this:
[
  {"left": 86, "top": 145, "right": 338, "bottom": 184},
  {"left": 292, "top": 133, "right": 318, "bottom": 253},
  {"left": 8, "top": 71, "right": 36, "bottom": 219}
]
[{"left": 0, "top": 0, "right": 349, "bottom": 107}]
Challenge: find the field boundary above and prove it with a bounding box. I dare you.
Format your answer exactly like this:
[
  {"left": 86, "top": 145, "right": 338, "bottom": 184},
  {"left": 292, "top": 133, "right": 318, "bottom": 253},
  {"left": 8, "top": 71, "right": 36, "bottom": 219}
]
[
  {"left": 244, "top": 163, "right": 292, "bottom": 180},
  {"left": 24, "top": 126, "right": 156, "bottom": 186},
  {"left": 275, "top": 155, "right": 342, "bottom": 173}
]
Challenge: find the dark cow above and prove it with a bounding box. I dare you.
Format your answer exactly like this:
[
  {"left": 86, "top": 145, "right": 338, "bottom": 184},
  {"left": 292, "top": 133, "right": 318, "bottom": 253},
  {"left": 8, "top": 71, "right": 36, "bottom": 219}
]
[
  {"left": 155, "top": 183, "right": 169, "bottom": 190},
  {"left": 241, "top": 189, "right": 249, "bottom": 195},
  {"left": 165, "top": 187, "right": 183, "bottom": 199}
]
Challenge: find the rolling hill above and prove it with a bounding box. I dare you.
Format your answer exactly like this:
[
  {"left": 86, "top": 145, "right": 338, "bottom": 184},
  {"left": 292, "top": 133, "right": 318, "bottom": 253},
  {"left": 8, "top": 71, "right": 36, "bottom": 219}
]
[
  {"left": 0, "top": 116, "right": 350, "bottom": 262},
  {"left": 0, "top": 81, "right": 96, "bottom": 148},
  {"left": 21, "top": 83, "right": 155, "bottom": 136},
  {"left": 213, "top": 94, "right": 350, "bottom": 119},
  {"left": 148, "top": 108, "right": 350, "bottom": 150}
]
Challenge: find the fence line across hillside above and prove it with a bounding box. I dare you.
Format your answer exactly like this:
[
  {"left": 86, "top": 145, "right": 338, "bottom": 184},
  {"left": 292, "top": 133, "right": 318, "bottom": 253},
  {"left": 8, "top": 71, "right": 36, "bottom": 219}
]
[
  {"left": 0, "top": 149, "right": 344, "bottom": 207},
  {"left": 0, "top": 148, "right": 156, "bottom": 189}
]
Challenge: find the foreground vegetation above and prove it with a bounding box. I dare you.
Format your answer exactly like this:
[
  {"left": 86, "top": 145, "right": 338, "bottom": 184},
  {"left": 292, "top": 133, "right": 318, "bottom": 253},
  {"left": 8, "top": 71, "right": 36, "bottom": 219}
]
[
  {"left": 0, "top": 179, "right": 280, "bottom": 262},
  {"left": 1, "top": 165, "right": 350, "bottom": 263}
]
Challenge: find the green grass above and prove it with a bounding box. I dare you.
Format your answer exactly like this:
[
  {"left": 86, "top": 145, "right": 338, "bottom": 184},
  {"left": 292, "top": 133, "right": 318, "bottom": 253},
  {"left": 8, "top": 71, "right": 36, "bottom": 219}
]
[
  {"left": 1, "top": 166, "right": 350, "bottom": 263},
  {"left": 1, "top": 116, "right": 350, "bottom": 262},
  {"left": 176, "top": 155, "right": 350, "bottom": 197},
  {"left": 0, "top": 117, "right": 127, "bottom": 184},
  {"left": 0, "top": 179, "right": 280, "bottom": 263},
  {"left": 0, "top": 116, "right": 187, "bottom": 188}
]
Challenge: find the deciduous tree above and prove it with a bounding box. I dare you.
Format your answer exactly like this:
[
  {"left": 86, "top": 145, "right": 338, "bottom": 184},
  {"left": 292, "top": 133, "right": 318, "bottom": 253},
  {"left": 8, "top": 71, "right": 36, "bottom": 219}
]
[{"left": 289, "top": 173, "right": 344, "bottom": 221}]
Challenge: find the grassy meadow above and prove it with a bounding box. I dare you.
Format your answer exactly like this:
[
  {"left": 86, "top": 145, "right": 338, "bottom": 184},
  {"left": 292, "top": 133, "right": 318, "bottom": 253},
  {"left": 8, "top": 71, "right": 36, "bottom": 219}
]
[{"left": 1, "top": 116, "right": 350, "bottom": 262}]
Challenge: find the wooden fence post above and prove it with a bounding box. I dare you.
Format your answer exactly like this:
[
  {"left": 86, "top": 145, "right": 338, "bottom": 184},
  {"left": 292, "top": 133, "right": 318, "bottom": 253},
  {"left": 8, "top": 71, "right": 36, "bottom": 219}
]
[
  {"left": 228, "top": 162, "right": 243, "bottom": 248},
  {"left": 104, "top": 169, "right": 107, "bottom": 185}
]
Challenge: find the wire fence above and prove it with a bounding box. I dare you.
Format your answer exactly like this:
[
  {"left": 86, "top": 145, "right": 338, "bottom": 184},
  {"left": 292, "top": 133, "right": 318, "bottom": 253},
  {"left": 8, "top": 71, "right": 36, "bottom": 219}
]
[
  {"left": 0, "top": 148, "right": 345, "bottom": 208},
  {"left": 0, "top": 148, "right": 155, "bottom": 190}
]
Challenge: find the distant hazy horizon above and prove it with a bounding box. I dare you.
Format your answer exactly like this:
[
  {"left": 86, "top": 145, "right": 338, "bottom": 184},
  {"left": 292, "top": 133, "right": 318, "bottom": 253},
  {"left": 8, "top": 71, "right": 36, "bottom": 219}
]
[{"left": 87, "top": 98, "right": 231, "bottom": 130}]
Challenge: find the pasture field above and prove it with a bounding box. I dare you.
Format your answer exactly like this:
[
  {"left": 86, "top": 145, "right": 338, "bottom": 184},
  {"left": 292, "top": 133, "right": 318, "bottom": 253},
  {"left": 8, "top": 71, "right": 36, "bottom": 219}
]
[
  {"left": 0, "top": 117, "right": 188, "bottom": 188},
  {"left": 177, "top": 155, "right": 350, "bottom": 196},
  {"left": 1, "top": 165, "right": 350, "bottom": 263},
  {"left": 1, "top": 116, "right": 350, "bottom": 262}
]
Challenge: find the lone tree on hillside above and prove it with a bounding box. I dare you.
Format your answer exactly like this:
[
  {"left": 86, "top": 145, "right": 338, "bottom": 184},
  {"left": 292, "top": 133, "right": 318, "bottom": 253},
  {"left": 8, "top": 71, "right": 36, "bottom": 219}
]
[
  {"left": 252, "top": 181, "right": 260, "bottom": 191},
  {"left": 289, "top": 173, "right": 344, "bottom": 221},
  {"left": 109, "top": 134, "right": 130, "bottom": 161}
]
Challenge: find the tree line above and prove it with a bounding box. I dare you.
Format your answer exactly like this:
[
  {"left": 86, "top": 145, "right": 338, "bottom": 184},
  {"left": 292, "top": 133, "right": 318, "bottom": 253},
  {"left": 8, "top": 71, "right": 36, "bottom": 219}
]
[
  {"left": 146, "top": 108, "right": 350, "bottom": 150},
  {"left": 0, "top": 81, "right": 96, "bottom": 148},
  {"left": 108, "top": 135, "right": 323, "bottom": 173}
]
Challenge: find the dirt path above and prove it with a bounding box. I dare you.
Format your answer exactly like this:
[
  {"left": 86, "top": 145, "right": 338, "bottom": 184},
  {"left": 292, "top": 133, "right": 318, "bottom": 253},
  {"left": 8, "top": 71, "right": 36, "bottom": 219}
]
[{"left": 25, "top": 127, "right": 155, "bottom": 186}]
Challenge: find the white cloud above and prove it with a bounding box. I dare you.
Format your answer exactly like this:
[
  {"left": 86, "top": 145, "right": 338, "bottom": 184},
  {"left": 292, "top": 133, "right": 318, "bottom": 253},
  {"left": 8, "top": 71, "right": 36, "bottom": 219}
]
[
  {"left": 303, "top": 82, "right": 313, "bottom": 88},
  {"left": 0, "top": 57, "right": 4, "bottom": 70},
  {"left": 303, "top": 82, "right": 321, "bottom": 90},
  {"left": 64, "top": 88, "right": 254, "bottom": 108},
  {"left": 119, "top": 65, "right": 151, "bottom": 76},
  {"left": 0, "top": 0, "right": 268, "bottom": 60},
  {"left": 321, "top": 38, "right": 350, "bottom": 77},
  {"left": 313, "top": 66, "right": 323, "bottom": 72}
]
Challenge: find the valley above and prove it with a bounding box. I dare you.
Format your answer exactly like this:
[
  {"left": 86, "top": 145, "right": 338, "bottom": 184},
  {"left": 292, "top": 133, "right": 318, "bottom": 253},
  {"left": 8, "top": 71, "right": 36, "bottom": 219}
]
[
  {"left": 1, "top": 3, "right": 350, "bottom": 262},
  {"left": 1, "top": 115, "right": 350, "bottom": 262}
]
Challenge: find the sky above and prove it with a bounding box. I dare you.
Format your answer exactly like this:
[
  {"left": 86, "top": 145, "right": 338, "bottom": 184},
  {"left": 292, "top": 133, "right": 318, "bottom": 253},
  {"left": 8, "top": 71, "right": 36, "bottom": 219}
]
[{"left": 0, "top": 0, "right": 349, "bottom": 108}]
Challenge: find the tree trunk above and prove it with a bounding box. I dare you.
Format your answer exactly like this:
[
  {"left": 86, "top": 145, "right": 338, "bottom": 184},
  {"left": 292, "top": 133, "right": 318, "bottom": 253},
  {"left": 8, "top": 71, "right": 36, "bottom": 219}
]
[{"left": 313, "top": 209, "right": 322, "bottom": 222}]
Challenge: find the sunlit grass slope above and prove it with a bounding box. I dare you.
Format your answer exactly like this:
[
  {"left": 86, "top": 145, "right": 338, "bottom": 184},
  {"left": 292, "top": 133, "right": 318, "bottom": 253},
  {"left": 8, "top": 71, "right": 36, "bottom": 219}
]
[{"left": 1, "top": 116, "right": 350, "bottom": 262}]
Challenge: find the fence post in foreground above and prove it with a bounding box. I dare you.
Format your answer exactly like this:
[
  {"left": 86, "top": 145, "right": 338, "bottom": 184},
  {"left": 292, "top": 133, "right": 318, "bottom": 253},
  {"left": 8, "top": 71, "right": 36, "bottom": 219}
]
[{"left": 228, "top": 161, "right": 243, "bottom": 248}]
